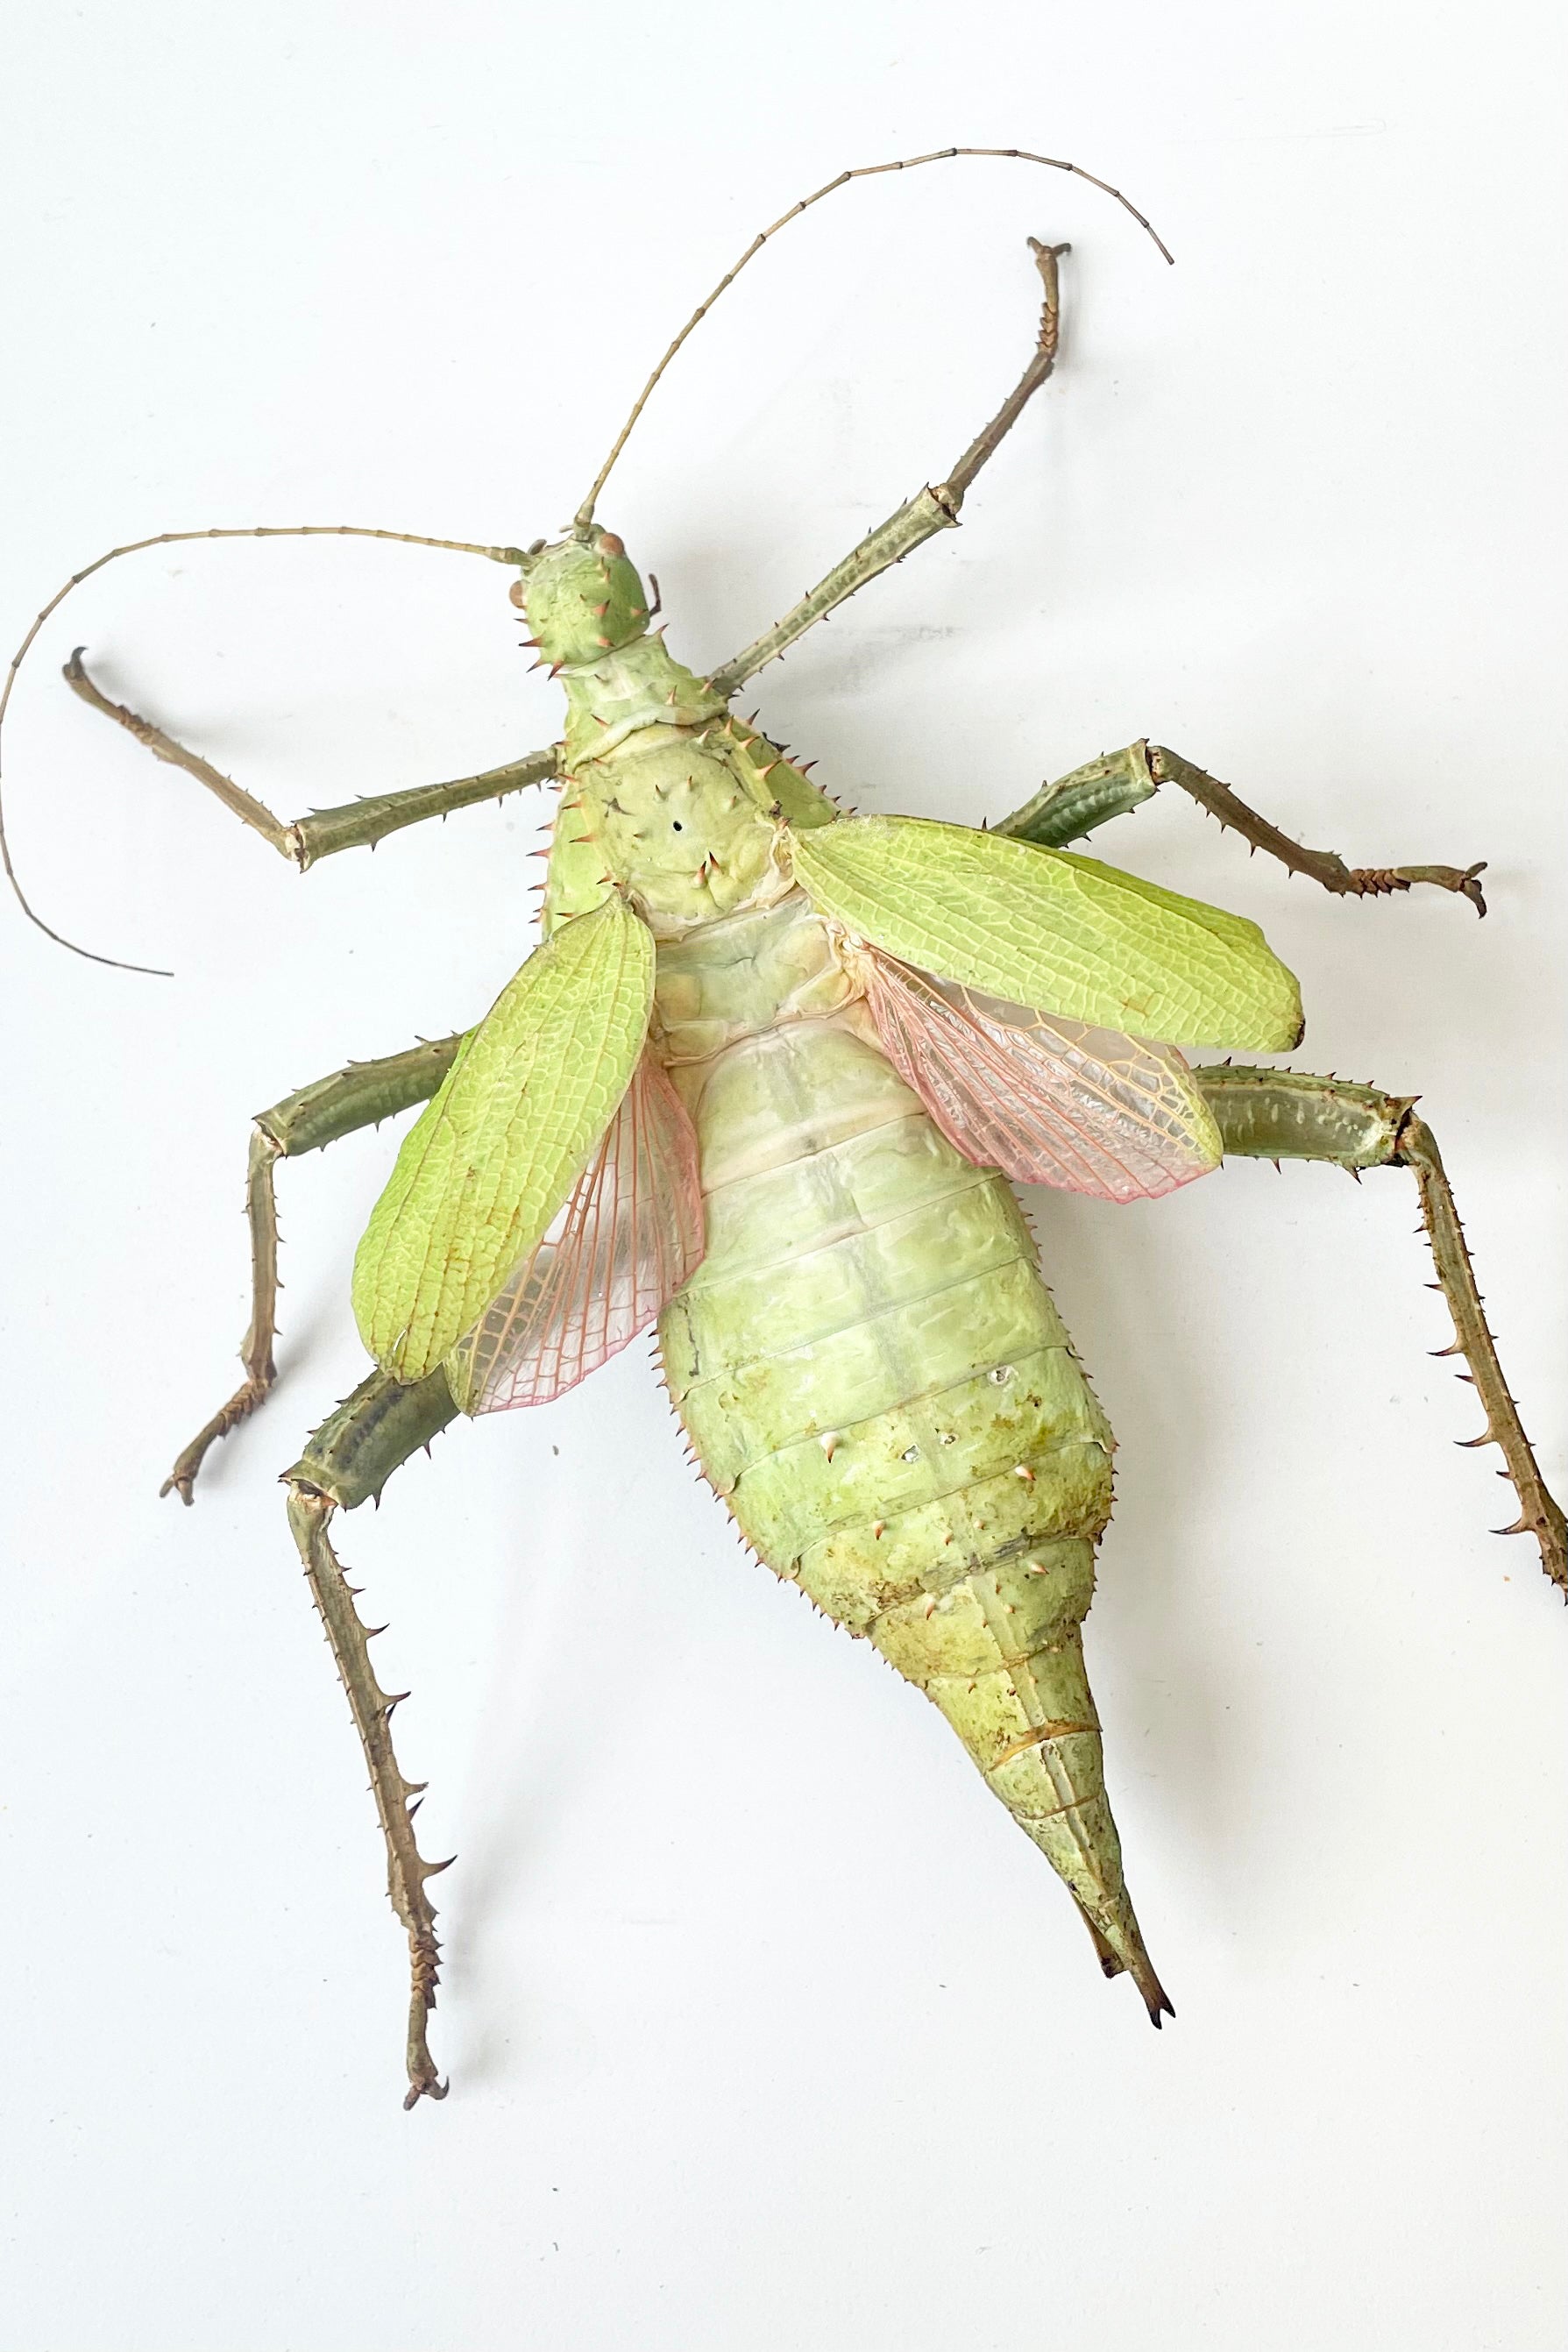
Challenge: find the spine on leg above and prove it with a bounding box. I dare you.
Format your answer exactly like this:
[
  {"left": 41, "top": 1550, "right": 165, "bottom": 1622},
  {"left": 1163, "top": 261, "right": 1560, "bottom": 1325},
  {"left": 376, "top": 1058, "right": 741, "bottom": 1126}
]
[{"left": 287, "top": 1367, "right": 458, "bottom": 1510}]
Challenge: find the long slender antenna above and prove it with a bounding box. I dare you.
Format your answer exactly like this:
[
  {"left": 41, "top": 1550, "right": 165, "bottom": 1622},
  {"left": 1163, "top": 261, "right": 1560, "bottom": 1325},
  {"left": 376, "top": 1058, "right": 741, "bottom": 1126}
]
[
  {"left": 0, "top": 522, "right": 523, "bottom": 971},
  {"left": 574, "top": 145, "right": 1172, "bottom": 531}
]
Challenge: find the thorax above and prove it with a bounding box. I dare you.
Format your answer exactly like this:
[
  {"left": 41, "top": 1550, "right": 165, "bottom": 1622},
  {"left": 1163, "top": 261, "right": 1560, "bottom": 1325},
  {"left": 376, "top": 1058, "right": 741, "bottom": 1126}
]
[{"left": 541, "top": 633, "right": 836, "bottom": 936}]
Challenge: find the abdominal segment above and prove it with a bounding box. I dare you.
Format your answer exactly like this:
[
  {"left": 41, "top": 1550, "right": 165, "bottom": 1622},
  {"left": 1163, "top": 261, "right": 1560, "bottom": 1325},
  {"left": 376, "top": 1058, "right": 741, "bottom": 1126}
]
[{"left": 656, "top": 898, "right": 1170, "bottom": 2015}]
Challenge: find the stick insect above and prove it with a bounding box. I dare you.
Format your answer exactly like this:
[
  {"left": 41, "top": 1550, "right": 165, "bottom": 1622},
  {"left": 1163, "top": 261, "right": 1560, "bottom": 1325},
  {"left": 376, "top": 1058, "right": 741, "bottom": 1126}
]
[{"left": 4, "top": 149, "right": 1562, "bottom": 2110}]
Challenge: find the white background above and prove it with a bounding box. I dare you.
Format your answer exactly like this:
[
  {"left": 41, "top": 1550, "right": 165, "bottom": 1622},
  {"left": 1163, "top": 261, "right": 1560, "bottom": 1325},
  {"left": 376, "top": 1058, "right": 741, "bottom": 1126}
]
[{"left": 1, "top": 6, "right": 1564, "bottom": 2348}]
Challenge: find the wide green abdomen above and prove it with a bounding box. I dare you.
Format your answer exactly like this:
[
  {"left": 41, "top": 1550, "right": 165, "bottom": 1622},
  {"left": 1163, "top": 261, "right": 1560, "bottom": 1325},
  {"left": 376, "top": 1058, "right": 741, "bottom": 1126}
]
[
  {"left": 661, "top": 1016, "right": 1111, "bottom": 1551},
  {"left": 655, "top": 895, "right": 1167, "bottom": 2012}
]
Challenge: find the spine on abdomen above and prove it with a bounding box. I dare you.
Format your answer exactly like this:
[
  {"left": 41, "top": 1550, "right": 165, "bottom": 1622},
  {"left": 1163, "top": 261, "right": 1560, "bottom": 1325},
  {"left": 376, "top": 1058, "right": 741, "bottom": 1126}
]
[{"left": 655, "top": 896, "right": 1168, "bottom": 2018}]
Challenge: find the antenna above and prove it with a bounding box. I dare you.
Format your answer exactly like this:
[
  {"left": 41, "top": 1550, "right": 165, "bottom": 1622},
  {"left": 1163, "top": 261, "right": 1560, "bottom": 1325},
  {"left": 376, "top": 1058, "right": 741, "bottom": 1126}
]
[{"left": 573, "top": 145, "right": 1171, "bottom": 530}]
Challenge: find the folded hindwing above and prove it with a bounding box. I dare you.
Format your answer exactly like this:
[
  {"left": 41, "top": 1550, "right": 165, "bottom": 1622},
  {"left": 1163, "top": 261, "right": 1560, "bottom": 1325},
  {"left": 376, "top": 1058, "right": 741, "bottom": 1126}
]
[
  {"left": 446, "top": 1054, "right": 706, "bottom": 1413},
  {"left": 351, "top": 895, "right": 656, "bottom": 1382},
  {"left": 861, "top": 949, "right": 1224, "bottom": 1202}
]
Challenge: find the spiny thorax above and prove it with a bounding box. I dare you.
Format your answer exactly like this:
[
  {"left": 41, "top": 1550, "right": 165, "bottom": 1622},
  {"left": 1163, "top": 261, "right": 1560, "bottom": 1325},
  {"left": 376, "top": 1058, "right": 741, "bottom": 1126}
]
[{"left": 543, "top": 631, "right": 836, "bottom": 937}]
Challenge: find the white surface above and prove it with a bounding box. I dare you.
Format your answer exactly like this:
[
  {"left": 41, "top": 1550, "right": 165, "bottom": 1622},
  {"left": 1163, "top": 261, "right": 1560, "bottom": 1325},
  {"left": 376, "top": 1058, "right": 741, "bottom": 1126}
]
[{"left": 2, "top": 7, "right": 1564, "bottom": 2348}]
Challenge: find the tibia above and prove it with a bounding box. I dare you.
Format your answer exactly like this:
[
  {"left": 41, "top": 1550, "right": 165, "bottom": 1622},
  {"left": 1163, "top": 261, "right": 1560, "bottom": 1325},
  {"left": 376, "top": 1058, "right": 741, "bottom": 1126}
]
[{"left": 282, "top": 1366, "right": 461, "bottom": 2105}]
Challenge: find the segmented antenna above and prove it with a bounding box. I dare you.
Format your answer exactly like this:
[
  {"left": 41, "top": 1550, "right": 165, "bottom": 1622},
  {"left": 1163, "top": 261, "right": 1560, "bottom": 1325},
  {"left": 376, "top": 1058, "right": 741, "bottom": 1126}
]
[
  {"left": 573, "top": 146, "right": 1172, "bottom": 530},
  {"left": 0, "top": 524, "right": 522, "bottom": 971}
]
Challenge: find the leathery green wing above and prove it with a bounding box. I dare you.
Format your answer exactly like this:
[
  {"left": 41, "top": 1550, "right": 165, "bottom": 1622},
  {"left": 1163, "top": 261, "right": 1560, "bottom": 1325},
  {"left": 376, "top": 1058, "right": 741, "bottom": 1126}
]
[
  {"left": 352, "top": 892, "right": 656, "bottom": 1383},
  {"left": 789, "top": 814, "right": 1303, "bottom": 1049},
  {"left": 19, "top": 153, "right": 1559, "bottom": 2107}
]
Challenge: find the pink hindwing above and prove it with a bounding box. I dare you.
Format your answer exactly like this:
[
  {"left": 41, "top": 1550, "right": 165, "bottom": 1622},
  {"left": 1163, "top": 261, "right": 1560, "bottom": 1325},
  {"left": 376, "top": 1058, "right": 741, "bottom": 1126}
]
[
  {"left": 459, "top": 1055, "right": 705, "bottom": 1413},
  {"left": 860, "top": 950, "right": 1224, "bottom": 1203}
]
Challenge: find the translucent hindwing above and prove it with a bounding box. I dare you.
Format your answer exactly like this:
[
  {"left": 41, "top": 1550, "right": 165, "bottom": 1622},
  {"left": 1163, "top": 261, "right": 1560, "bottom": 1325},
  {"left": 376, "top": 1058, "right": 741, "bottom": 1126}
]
[{"left": 447, "top": 1055, "right": 705, "bottom": 1413}]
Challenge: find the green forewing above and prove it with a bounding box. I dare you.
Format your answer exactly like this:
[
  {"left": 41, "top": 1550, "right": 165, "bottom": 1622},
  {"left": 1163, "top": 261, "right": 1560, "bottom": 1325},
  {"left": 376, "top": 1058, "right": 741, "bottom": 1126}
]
[
  {"left": 351, "top": 895, "right": 655, "bottom": 1381},
  {"left": 791, "top": 814, "right": 1302, "bottom": 1048}
]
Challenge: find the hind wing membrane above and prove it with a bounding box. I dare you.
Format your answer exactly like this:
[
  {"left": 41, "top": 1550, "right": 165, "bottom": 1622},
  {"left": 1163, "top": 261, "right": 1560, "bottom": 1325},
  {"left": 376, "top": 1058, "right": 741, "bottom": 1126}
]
[
  {"left": 862, "top": 950, "right": 1224, "bottom": 1204},
  {"left": 451, "top": 1056, "right": 705, "bottom": 1414}
]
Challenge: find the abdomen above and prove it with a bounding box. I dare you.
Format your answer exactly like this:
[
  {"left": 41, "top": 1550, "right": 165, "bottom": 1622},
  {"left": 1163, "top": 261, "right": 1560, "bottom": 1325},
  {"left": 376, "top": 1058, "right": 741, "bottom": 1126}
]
[{"left": 655, "top": 895, "right": 1169, "bottom": 2015}]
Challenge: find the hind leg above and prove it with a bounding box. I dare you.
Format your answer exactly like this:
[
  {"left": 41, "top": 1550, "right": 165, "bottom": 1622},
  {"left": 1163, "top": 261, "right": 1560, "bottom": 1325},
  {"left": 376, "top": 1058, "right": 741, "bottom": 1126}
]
[
  {"left": 283, "top": 1365, "right": 462, "bottom": 2107},
  {"left": 1193, "top": 1065, "right": 1565, "bottom": 1592}
]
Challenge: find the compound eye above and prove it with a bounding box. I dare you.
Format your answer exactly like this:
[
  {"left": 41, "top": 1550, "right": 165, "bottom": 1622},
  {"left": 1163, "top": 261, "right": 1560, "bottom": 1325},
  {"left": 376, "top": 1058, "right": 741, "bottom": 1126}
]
[
  {"left": 507, "top": 579, "right": 527, "bottom": 609},
  {"left": 594, "top": 529, "right": 626, "bottom": 558}
]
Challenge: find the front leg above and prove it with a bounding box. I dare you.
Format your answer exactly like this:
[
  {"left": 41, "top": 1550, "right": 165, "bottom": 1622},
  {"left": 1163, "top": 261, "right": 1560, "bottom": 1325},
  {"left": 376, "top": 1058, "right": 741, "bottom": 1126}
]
[
  {"left": 1192, "top": 1064, "right": 1565, "bottom": 1593},
  {"left": 708, "top": 238, "right": 1069, "bottom": 699},
  {"left": 998, "top": 739, "right": 1487, "bottom": 914},
  {"left": 65, "top": 649, "right": 559, "bottom": 865}
]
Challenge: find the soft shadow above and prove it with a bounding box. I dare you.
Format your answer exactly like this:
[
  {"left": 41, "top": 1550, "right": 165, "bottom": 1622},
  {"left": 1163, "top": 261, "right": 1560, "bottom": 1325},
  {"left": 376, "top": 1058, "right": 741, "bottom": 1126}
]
[{"left": 1022, "top": 1179, "right": 1265, "bottom": 1888}]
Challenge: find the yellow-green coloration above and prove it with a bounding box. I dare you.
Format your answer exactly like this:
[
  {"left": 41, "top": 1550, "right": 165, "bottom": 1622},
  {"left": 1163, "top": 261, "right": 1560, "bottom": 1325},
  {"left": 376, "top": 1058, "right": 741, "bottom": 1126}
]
[
  {"left": 23, "top": 153, "right": 1558, "bottom": 2112},
  {"left": 352, "top": 526, "right": 1309, "bottom": 2024},
  {"left": 527, "top": 532, "right": 835, "bottom": 939},
  {"left": 515, "top": 530, "right": 652, "bottom": 668},
  {"left": 791, "top": 814, "right": 1304, "bottom": 1048},
  {"left": 352, "top": 893, "right": 653, "bottom": 1380},
  {"left": 406, "top": 528, "right": 1309, "bottom": 2013},
  {"left": 656, "top": 892, "right": 1169, "bottom": 2016}
]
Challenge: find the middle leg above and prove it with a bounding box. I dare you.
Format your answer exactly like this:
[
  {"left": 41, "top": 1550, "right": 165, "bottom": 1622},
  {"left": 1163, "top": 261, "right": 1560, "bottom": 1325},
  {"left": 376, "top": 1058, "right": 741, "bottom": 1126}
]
[
  {"left": 164, "top": 1033, "right": 464, "bottom": 1502},
  {"left": 997, "top": 740, "right": 1487, "bottom": 914}
]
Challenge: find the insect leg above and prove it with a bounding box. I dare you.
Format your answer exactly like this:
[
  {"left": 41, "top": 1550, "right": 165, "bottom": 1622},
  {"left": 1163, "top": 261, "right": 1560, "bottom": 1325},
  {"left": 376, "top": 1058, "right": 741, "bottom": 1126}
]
[
  {"left": 708, "top": 240, "right": 1070, "bottom": 698},
  {"left": 1193, "top": 1064, "right": 1566, "bottom": 1592},
  {"left": 163, "top": 1034, "right": 465, "bottom": 1503},
  {"left": 283, "top": 1365, "right": 462, "bottom": 2107},
  {"left": 65, "top": 650, "right": 558, "bottom": 867},
  {"left": 997, "top": 738, "right": 1486, "bottom": 914}
]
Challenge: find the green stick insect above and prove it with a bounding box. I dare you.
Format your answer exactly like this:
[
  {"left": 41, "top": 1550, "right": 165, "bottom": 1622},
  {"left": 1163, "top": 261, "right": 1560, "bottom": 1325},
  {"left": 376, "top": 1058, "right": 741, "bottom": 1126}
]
[{"left": 4, "top": 149, "right": 1562, "bottom": 2109}]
